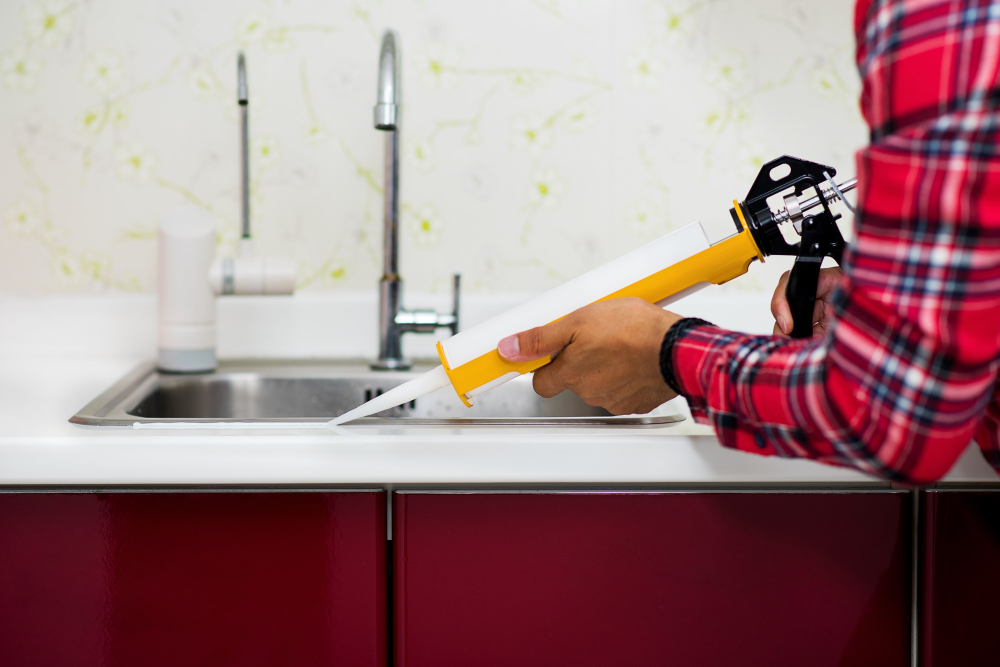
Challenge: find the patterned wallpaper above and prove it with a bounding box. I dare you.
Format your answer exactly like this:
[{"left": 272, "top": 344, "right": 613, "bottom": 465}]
[{"left": 0, "top": 0, "right": 866, "bottom": 297}]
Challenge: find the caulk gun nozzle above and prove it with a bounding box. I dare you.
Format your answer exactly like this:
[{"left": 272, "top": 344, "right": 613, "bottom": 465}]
[{"left": 326, "top": 365, "right": 451, "bottom": 426}]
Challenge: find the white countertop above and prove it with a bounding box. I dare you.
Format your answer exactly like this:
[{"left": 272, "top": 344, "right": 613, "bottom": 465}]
[
  {"left": 2, "top": 354, "right": 998, "bottom": 486},
  {"left": 1, "top": 294, "right": 996, "bottom": 486}
]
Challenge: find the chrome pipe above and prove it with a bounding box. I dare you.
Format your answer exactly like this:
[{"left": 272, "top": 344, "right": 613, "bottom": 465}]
[{"left": 238, "top": 52, "right": 250, "bottom": 241}]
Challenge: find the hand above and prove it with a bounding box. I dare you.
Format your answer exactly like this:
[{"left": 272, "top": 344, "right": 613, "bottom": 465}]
[
  {"left": 770, "top": 266, "right": 844, "bottom": 337},
  {"left": 496, "top": 298, "right": 683, "bottom": 415}
]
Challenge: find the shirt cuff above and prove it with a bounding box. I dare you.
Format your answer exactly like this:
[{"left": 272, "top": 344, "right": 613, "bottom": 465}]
[
  {"left": 659, "top": 318, "right": 715, "bottom": 395},
  {"left": 662, "top": 320, "right": 734, "bottom": 423}
]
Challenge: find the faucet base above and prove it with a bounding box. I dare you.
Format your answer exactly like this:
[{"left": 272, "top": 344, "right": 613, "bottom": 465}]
[{"left": 371, "top": 357, "right": 412, "bottom": 372}]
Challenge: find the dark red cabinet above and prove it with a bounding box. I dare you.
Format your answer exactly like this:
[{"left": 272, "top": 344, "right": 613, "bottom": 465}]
[
  {"left": 921, "top": 489, "right": 1000, "bottom": 666},
  {"left": 0, "top": 490, "right": 387, "bottom": 667},
  {"left": 393, "top": 491, "right": 911, "bottom": 667}
]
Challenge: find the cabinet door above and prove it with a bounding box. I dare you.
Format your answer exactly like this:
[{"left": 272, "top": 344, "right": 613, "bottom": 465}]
[
  {"left": 0, "top": 490, "right": 387, "bottom": 667},
  {"left": 921, "top": 490, "right": 1000, "bottom": 666},
  {"left": 394, "top": 491, "right": 910, "bottom": 667}
]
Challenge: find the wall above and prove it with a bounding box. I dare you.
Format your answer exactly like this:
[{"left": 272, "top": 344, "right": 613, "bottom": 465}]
[{"left": 0, "top": 0, "right": 865, "bottom": 299}]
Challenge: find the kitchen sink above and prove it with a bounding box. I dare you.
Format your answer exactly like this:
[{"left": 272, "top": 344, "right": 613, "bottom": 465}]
[{"left": 70, "top": 359, "right": 684, "bottom": 428}]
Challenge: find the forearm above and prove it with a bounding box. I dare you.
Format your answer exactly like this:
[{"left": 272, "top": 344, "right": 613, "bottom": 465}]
[{"left": 667, "top": 317, "right": 989, "bottom": 483}]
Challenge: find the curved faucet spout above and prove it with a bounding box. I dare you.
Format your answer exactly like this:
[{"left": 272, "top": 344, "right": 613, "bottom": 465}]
[
  {"left": 370, "top": 29, "right": 460, "bottom": 371},
  {"left": 374, "top": 30, "right": 399, "bottom": 130}
]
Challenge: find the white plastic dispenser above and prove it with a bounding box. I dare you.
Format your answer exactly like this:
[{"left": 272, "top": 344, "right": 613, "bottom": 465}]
[{"left": 158, "top": 207, "right": 218, "bottom": 373}]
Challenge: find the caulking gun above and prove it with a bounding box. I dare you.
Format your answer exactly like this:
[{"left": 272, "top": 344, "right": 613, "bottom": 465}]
[{"left": 331, "top": 155, "right": 857, "bottom": 425}]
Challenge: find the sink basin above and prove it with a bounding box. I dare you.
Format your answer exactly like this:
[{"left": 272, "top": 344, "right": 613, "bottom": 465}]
[{"left": 70, "top": 359, "right": 683, "bottom": 428}]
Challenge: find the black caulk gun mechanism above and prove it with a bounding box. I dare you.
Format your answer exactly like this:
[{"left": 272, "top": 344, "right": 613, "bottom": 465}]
[{"left": 731, "top": 155, "right": 857, "bottom": 338}]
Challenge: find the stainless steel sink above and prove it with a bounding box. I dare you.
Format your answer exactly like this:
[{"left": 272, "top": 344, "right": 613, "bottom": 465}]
[{"left": 71, "top": 360, "right": 684, "bottom": 428}]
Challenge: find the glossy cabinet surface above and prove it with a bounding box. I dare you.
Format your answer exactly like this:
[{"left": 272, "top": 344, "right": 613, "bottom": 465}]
[
  {"left": 921, "top": 490, "right": 1000, "bottom": 666},
  {"left": 0, "top": 491, "right": 387, "bottom": 667},
  {"left": 394, "top": 491, "right": 910, "bottom": 667}
]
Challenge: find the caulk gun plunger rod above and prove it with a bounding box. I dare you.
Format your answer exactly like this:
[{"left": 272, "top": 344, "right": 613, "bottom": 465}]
[
  {"left": 769, "top": 178, "right": 857, "bottom": 226},
  {"left": 798, "top": 178, "right": 858, "bottom": 213}
]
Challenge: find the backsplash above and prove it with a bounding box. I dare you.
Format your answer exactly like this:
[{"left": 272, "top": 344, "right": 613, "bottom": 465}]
[{"left": 0, "top": 0, "right": 866, "bottom": 297}]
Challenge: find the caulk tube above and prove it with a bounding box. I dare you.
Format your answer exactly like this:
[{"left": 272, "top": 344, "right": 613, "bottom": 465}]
[{"left": 436, "top": 218, "right": 764, "bottom": 407}]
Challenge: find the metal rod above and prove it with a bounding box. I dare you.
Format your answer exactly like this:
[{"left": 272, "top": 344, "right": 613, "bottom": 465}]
[
  {"left": 799, "top": 177, "right": 858, "bottom": 214},
  {"left": 238, "top": 52, "right": 250, "bottom": 241},
  {"left": 383, "top": 129, "right": 400, "bottom": 277}
]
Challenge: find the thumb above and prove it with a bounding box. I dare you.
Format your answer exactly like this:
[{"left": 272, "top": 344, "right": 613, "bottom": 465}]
[
  {"left": 770, "top": 270, "right": 793, "bottom": 335},
  {"left": 497, "top": 320, "right": 574, "bottom": 362}
]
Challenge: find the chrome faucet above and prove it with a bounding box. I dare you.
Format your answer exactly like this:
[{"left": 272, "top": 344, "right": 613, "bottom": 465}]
[{"left": 372, "top": 29, "right": 460, "bottom": 371}]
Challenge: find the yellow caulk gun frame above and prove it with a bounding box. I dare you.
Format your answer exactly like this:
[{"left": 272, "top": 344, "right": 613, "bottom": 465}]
[{"left": 436, "top": 155, "right": 855, "bottom": 407}]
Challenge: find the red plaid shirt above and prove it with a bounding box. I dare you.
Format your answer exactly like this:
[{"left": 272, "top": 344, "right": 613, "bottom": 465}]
[{"left": 672, "top": 0, "right": 1000, "bottom": 483}]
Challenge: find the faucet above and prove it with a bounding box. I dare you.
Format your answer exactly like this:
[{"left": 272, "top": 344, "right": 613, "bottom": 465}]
[{"left": 372, "top": 29, "right": 460, "bottom": 371}]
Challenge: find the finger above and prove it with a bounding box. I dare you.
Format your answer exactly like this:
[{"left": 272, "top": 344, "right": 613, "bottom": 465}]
[
  {"left": 816, "top": 267, "right": 845, "bottom": 299},
  {"left": 532, "top": 361, "right": 567, "bottom": 398},
  {"left": 770, "top": 270, "right": 793, "bottom": 335},
  {"left": 498, "top": 318, "right": 575, "bottom": 362},
  {"left": 814, "top": 299, "right": 838, "bottom": 336},
  {"left": 607, "top": 393, "right": 658, "bottom": 416},
  {"left": 780, "top": 299, "right": 827, "bottom": 339},
  {"left": 812, "top": 297, "right": 826, "bottom": 330}
]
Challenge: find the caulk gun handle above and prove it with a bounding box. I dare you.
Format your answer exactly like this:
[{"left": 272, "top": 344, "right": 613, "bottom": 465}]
[{"left": 785, "top": 256, "right": 823, "bottom": 339}]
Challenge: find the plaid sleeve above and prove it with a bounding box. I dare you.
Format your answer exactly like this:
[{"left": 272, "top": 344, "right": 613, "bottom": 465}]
[{"left": 671, "top": 0, "right": 1000, "bottom": 484}]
